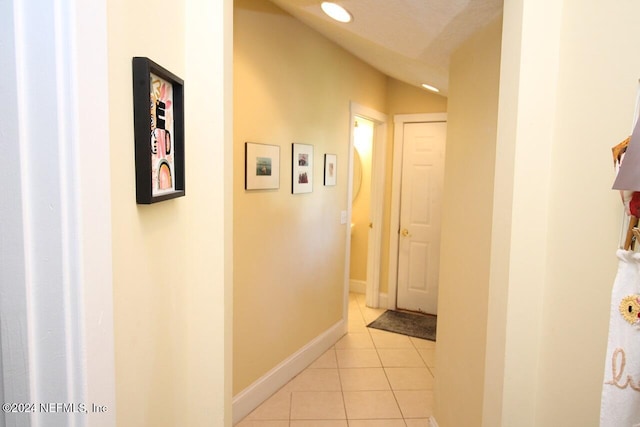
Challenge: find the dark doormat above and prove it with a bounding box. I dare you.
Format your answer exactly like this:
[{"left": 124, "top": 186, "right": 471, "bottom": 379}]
[{"left": 367, "top": 310, "right": 437, "bottom": 341}]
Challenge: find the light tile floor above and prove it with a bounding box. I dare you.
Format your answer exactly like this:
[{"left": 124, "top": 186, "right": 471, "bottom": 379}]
[{"left": 236, "top": 293, "right": 436, "bottom": 427}]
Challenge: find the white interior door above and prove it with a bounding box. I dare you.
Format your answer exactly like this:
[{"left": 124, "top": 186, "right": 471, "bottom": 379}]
[{"left": 396, "top": 121, "right": 446, "bottom": 314}]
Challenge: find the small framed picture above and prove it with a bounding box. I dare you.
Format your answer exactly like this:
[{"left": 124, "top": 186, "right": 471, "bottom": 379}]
[
  {"left": 292, "top": 143, "right": 313, "bottom": 194},
  {"left": 245, "top": 142, "right": 280, "bottom": 190},
  {"left": 324, "top": 154, "right": 337, "bottom": 186},
  {"left": 132, "top": 57, "right": 185, "bottom": 204}
]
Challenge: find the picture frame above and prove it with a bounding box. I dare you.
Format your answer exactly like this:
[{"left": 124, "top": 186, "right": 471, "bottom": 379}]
[
  {"left": 292, "top": 143, "right": 313, "bottom": 194},
  {"left": 132, "top": 57, "right": 185, "bottom": 204},
  {"left": 324, "top": 154, "right": 337, "bottom": 186},
  {"left": 245, "top": 142, "right": 280, "bottom": 190}
]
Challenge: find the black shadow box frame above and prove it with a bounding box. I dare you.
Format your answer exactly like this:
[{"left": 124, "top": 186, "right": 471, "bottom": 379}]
[{"left": 132, "top": 56, "right": 185, "bottom": 204}]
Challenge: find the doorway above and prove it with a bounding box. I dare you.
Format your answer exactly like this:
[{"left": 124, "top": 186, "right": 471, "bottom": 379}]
[
  {"left": 349, "top": 116, "right": 374, "bottom": 295},
  {"left": 388, "top": 113, "right": 447, "bottom": 314},
  {"left": 344, "top": 102, "right": 387, "bottom": 315}
]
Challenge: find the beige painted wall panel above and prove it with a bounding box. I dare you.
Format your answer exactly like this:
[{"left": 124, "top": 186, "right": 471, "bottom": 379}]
[
  {"left": 108, "top": 0, "right": 231, "bottom": 425},
  {"left": 485, "top": 0, "right": 563, "bottom": 422},
  {"left": 534, "top": 0, "right": 640, "bottom": 424},
  {"left": 435, "top": 17, "right": 502, "bottom": 427},
  {"left": 108, "top": 3, "right": 187, "bottom": 425},
  {"left": 386, "top": 78, "right": 448, "bottom": 115},
  {"left": 484, "top": 1, "right": 640, "bottom": 425},
  {"left": 234, "top": 0, "right": 386, "bottom": 394}
]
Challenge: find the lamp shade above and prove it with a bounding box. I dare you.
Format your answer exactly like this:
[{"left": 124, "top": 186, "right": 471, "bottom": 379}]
[{"left": 613, "top": 117, "right": 640, "bottom": 191}]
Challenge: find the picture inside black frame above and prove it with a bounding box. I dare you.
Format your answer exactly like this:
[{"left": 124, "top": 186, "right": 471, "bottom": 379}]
[{"left": 132, "top": 57, "right": 185, "bottom": 204}]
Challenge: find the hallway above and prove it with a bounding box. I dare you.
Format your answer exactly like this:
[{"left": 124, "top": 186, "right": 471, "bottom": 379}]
[{"left": 236, "top": 293, "right": 436, "bottom": 426}]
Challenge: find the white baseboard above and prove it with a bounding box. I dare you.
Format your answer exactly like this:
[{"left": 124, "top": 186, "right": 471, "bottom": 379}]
[
  {"left": 378, "top": 292, "right": 388, "bottom": 309},
  {"left": 232, "top": 319, "right": 347, "bottom": 425},
  {"left": 429, "top": 415, "right": 440, "bottom": 427},
  {"left": 349, "top": 279, "right": 366, "bottom": 294},
  {"left": 347, "top": 284, "right": 390, "bottom": 310}
]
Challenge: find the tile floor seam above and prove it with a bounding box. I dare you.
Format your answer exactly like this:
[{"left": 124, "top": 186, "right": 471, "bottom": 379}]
[
  {"left": 288, "top": 388, "right": 293, "bottom": 422},
  {"left": 339, "top": 352, "right": 347, "bottom": 425}
]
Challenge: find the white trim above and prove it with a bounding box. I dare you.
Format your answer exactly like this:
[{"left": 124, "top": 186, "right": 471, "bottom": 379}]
[
  {"left": 351, "top": 103, "right": 388, "bottom": 124},
  {"left": 429, "top": 415, "right": 440, "bottom": 427},
  {"left": 377, "top": 292, "right": 388, "bottom": 309},
  {"left": 344, "top": 113, "right": 356, "bottom": 322},
  {"left": 0, "top": 1, "right": 31, "bottom": 422},
  {"left": 74, "top": 1, "right": 116, "bottom": 422},
  {"left": 347, "top": 102, "right": 387, "bottom": 310},
  {"left": 388, "top": 113, "right": 447, "bottom": 310},
  {"left": 349, "top": 279, "right": 367, "bottom": 294},
  {"left": 367, "top": 118, "right": 387, "bottom": 308},
  {"left": 1, "top": 0, "right": 114, "bottom": 425},
  {"left": 232, "top": 320, "right": 347, "bottom": 425}
]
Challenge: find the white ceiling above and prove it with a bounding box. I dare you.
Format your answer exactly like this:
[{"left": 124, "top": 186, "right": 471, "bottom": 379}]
[{"left": 269, "top": 0, "right": 503, "bottom": 96}]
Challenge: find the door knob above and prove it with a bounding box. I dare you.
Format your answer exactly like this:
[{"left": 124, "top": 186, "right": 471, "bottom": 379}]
[{"left": 401, "top": 228, "right": 411, "bottom": 237}]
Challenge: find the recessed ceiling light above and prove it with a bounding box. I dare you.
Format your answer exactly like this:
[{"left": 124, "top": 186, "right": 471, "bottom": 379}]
[
  {"left": 321, "top": 2, "right": 352, "bottom": 23},
  {"left": 421, "top": 83, "right": 440, "bottom": 93}
]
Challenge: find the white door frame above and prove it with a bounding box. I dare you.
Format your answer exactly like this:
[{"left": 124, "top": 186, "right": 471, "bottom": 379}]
[
  {"left": 344, "top": 102, "right": 387, "bottom": 311},
  {"left": 1, "top": 1, "right": 115, "bottom": 425},
  {"left": 388, "top": 113, "right": 447, "bottom": 309}
]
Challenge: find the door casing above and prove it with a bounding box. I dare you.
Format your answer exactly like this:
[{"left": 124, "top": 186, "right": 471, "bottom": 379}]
[
  {"left": 343, "top": 102, "right": 387, "bottom": 316},
  {"left": 388, "top": 113, "right": 447, "bottom": 310}
]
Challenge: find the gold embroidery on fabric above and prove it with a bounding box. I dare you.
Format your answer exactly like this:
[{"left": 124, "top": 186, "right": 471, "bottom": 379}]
[
  {"left": 605, "top": 348, "right": 640, "bottom": 392},
  {"left": 619, "top": 295, "right": 640, "bottom": 326}
]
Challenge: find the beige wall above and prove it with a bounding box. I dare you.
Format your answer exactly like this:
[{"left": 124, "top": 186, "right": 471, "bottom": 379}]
[
  {"left": 532, "top": 0, "right": 640, "bottom": 424},
  {"left": 233, "top": 0, "right": 387, "bottom": 394},
  {"left": 108, "top": 0, "right": 232, "bottom": 425},
  {"left": 435, "top": 17, "right": 502, "bottom": 427},
  {"left": 102, "top": 0, "right": 640, "bottom": 424},
  {"left": 483, "top": 0, "right": 640, "bottom": 425},
  {"left": 233, "top": 0, "right": 453, "bottom": 396},
  {"left": 483, "top": 0, "right": 561, "bottom": 423},
  {"left": 386, "top": 78, "right": 448, "bottom": 114}
]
